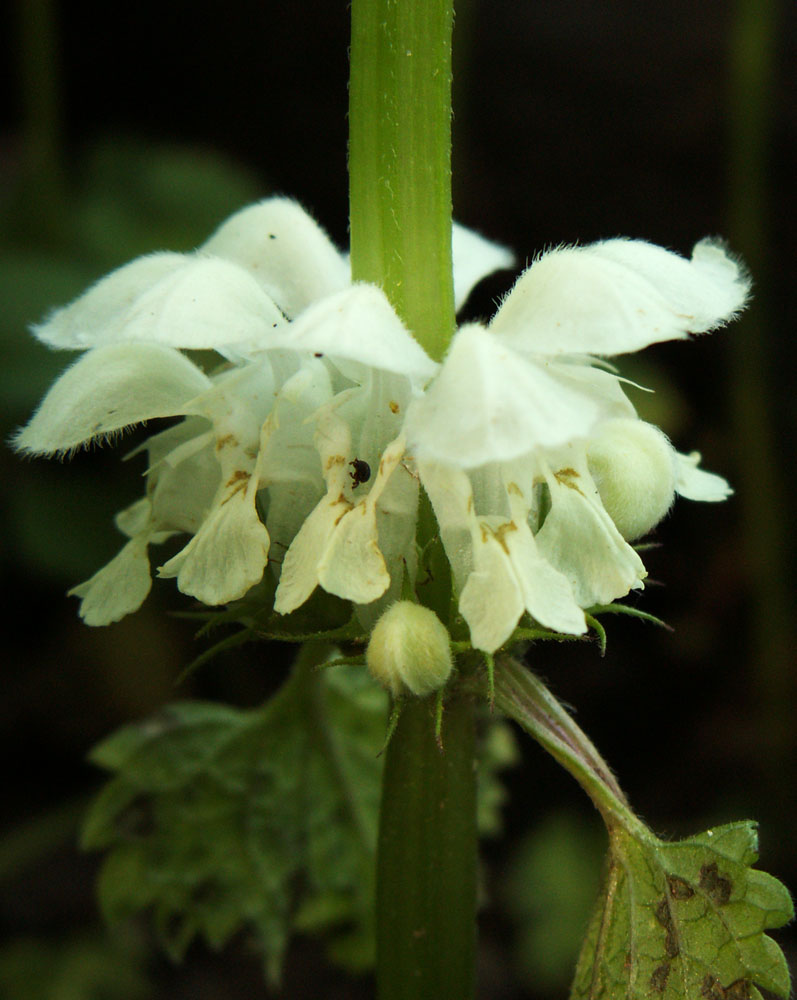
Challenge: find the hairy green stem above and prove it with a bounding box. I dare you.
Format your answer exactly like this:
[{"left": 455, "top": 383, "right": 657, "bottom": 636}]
[
  {"left": 491, "top": 657, "right": 647, "bottom": 839},
  {"left": 349, "top": 0, "right": 455, "bottom": 361},
  {"left": 375, "top": 693, "right": 476, "bottom": 999},
  {"left": 349, "top": 0, "right": 473, "bottom": 995}
]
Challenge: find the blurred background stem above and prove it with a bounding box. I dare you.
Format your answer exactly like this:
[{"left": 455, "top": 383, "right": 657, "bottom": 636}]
[
  {"left": 14, "top": 0, "right": 66, "bottom": 240},
  {"left": 726, "top": 0, "right": 793, "bottom": 762}
]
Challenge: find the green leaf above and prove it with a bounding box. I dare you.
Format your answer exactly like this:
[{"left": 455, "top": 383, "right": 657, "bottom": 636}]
[
  {"left": 81, "top": 658, "right": 387, "bottom": 982},
  {"left": 570, "top": 821, "right": 793, "bottom": 1000}
]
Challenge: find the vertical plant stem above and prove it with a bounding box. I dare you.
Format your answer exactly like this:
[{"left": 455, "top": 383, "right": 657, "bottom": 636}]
[
  {"left": 349, "top": 0, "right": 455, "bottom": 361},
  {"left": 349, "top": 2, "right": 472, "bottom": 993},
  {"left": 376, "top": 692, "right": 476, "bottom": 1000}
]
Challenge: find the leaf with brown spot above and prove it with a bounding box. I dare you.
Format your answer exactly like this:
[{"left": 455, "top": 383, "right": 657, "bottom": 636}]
[{"left": 570, "top": 822, "right": 793, "bottom": 1000}]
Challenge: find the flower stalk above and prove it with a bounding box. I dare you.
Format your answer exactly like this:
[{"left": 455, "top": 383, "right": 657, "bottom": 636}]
[
  {"left": 349, "top": 0, "right": 475, "bottom": 995},
  {"left": 375, "top": 691, "right": 476, "bottom": 1000},
  {"left": 349, "top": 0, "right": 456, "bottom": 362}
]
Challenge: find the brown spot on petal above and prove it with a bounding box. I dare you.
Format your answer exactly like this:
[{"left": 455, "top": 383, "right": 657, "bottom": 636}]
[
  {"left": 389, "top": 400, "right": 400, "bottom": 414},
  {"left": 326, "top": 454, "right": 346, "bottom": 470},
  {"left": 216, "top": 433, "right": 236, "bottom": 451},
  {"left": 493, "top": 520, "right": 518, "bottom": 554},
  {"left": 226, "top": 469, "right": 249, "bottom": 488}
]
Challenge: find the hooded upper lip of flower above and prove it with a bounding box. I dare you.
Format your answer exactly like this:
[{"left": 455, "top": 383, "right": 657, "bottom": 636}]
[{"left": 14, "top": 198, "right": 749, "bottom": 648}]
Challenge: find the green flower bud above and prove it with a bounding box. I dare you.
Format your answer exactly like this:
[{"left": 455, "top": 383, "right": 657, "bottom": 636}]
[
  {"left": 366, "top": 601, "right": 453, "bottom": 697},
  {"left": 587, "top": 418, "right": 676, "bottom": 541}
]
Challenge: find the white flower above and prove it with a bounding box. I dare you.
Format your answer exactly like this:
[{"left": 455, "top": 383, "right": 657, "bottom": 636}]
[
  {"left": 15, "top": 198, "right": 510, "bottom": 626},
  {"left": 407, "top": 237, "right": 748, "bottom": 650},
  {"left": 16, "top": 199, "right": 745, "bottom": 652}
]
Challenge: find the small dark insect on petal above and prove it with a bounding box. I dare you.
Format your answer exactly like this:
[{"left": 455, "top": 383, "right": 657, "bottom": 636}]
[{"left": 349, "top": 458, "right": 371, "bottom": 488}]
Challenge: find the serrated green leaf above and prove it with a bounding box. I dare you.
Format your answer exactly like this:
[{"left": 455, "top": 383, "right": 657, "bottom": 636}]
[
  {"left": 570, "top": 821, "right": 794, "bottom": 1000},
  {"left": 82, "top": 659, "right": 387, "bottom": 982}
]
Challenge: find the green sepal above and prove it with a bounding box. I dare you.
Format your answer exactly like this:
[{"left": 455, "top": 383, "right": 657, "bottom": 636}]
[
  {"left": 570, "top": 821, "right": 794, "bottom": 1000},
  {"left": 587, "top": 602, "right": 672, "bottom": 631}
]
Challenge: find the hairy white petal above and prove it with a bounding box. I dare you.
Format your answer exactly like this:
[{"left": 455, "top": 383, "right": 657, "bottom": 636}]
[
  {"left": 317, "top": 435, "right": 407, "bottom": 604},
  {"left": 273, "top": 410, "right": 353, "bottom": 614},
  {"left": 459, "top": 535, "right": 526, "bottom": 652},
  {"left": 280, "top": 285, "right": 437, "bottom": 385},
  {"left": 14, "top": 343, "right": 211, "bottom": 456},
  {"left": 490, "top": 238, "right": 750, "bottom": 356},
  {"left": 159, "top": 481, "right": 270, "bottom": 605},
  {"left": 32, "top": 254, "right": 186, "bottom": 349},
  {"left": 406, "top": 325, "right": 608, "bottom": 467},
  {"left": 70, "top": 535, "right": 152, "bottom": 626},
  {"left": 535, "top": 458, "right": 646, "bottom": 607},
  {"left": 33, "top": 254, "right": 287, "bottom": 351},
  {"left": 452, "top": 223, "right": 515, "bottom": 310},
  {"left": 201, "top": 197, "right": 350, "bottom": 318},
  {"left": 675, "top": 450, "right": 733, "bottom": 502}
]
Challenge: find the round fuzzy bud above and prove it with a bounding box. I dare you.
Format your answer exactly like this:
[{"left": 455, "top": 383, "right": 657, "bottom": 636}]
[
  {"left": 366, "top": 602, "right": 453, "bottom": 697},
  {"left": 586, "top": 418, "right": 676, "bottom": 541}
]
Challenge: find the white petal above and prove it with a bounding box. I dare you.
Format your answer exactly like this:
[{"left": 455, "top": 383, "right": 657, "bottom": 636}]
[
  {"left": 32, "top": 254, "right": 186, "bottom": 349},
  {"left": 273, "top": 493, "right": 351, "bottom": 613},
  {"left": 317, "top": 500, "right": 390, "bottom": 604},
  {"left": 452, "top": 223, "right": 515, "bottom": 310},
  {"left": 69, "top": 535, "right": 152, "bottom": 626},
  {"left": 500, "top": 519, "right": 587, "bottom": 635},
  {"left": 278, "top": 284, "right": 438, "bottom": 385},
  {"left": 489, "top": 238, "right": 750, "bottom": 356},
  {"left": 14, "top": 343, "right": 212, "bottom": 456},
  {"left": 416, "top": 460, "right": 475, "bottom": 592},
  {"left": 34, "top": 254, "right": 288, "bottom": 352},
  {"left": 459, "top": 535, "right": 526, "bottom": 652},
  {"left": 273, "top": 410, "right": 354, "bottom": 613},
  {"left": 159, "top": 481, "right": 270, "bottom": 605},
  {"left": 405, "top": 325, "right": 609, "bottom": 467},
  {"left": 675, "top": 450, "right": 733, "bottom": 501},
  {"left": 317, "top": 435, "right": 407, "bottom": 604},
  {"left": 535, "top": 458, "right": 646, "bottom": 607},
  {"left": 200, "top": 197, "right": 350, "bottom": 319}
]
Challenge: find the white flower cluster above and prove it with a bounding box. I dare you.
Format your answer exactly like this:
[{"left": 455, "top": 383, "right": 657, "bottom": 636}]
[{"left": 15, "top": 199, "right": 748, "bottom": 651}]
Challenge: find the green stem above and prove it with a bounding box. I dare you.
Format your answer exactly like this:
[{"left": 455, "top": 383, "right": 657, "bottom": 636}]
[
  {"left": 375, "top": 692, "right": 476, "bottom": 1000},
  {"left": 349, "top": 1, "right": 472, "bottom": 995},
  {"left": 349, "top": 0, "right": 455, "bottom": 361},
  {"left": 491, "top": 657, "right": 648, "bottom": 840}
]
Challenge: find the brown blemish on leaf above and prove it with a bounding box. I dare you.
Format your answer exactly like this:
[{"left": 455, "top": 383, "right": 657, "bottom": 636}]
[
  {"left": 654, "top": 896, "right": 680, "bottom": 957},
  {"left": 700, "top": 862, "right": 733, "bottom": 905},
  {"left": 506, "top": 481, "right": 523, "bottom": 496},
  {"left": 665, "top": 928, "right": 679, "bottom": 958},
  {"left": 668, "top": 875, "right": 695, "bottom": 900},
  {"left": 654, "top": 897, "right": 671, "bottom": 927},
  {"left": 389, "top": 400, "right": 400, "bottom": 414},
  {"left": 700, "top": 975, "right": 751, "bottom": 1000},
  {"left": 650, "top": 963, "right": 670, "bottom": 993}
]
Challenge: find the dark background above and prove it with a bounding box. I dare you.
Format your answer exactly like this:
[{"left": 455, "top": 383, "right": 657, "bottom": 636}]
[{"left": 1, "top": 1, "right": 795, "bottom": 997}]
